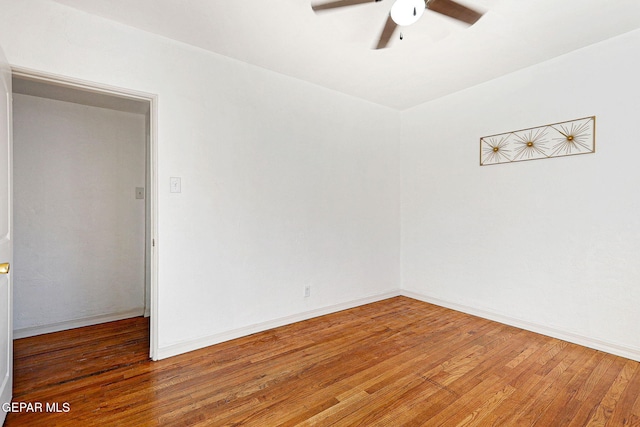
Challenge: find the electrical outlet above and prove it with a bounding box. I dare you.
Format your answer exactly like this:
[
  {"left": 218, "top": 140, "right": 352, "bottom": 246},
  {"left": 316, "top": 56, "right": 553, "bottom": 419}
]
[{"left": 304, "top": 285, "right": 311, "bottom": 298}]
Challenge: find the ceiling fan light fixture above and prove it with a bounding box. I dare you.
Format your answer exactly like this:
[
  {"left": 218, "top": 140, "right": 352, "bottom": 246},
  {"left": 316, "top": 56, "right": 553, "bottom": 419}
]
[{"left": 390, "top": 0, "right": 425, "bottom": 26}]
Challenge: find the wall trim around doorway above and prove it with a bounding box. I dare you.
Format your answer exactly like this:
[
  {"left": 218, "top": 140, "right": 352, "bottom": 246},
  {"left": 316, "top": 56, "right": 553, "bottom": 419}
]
[{"left": 10, "top": 66, "right": 159, "bottom": 360}]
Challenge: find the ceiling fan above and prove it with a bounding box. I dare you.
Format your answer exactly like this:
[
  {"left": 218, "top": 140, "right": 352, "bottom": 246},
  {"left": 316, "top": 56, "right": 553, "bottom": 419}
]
[{"left": 312, "top": 0, "right": 484, "bottom": 49}]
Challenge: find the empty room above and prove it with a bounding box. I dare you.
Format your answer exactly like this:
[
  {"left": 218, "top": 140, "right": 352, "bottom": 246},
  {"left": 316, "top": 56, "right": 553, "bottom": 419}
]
[{"left": 0, "top": 0, "right": 639, "bottom": 425}]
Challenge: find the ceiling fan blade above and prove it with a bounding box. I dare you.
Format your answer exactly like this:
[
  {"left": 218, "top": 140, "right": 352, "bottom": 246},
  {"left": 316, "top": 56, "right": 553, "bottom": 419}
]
[
  {"left": 427, "top": 0, "right": 483, "bottom": 25},
  {"left": 312, "top": 0, "right": 381, "bottom": 12},
  {"left": 374, "top": 15, "right": 398, "bottom": 49}
]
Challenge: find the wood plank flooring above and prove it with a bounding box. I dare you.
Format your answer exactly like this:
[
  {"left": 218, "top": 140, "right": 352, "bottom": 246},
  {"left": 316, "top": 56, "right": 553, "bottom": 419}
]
[{"left": 6, "top": 296, "right": 640, "bottom": 426}]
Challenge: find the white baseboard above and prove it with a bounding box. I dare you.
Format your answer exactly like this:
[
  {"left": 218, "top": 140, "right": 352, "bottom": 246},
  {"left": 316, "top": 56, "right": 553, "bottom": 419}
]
[
  {"left": 13, "top": 308, "right": 146, "bottom": 339},
  {"left": 401, "top": 290, "right": 640, "bottom": 363},
  {"left": 156, "top": 290, "right": 401, "bottom": 360}
]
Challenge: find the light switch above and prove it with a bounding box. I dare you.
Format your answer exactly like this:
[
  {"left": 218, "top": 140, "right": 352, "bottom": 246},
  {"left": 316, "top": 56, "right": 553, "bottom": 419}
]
[
  {"left": 170, "top": 177, "right": 181, "bottom": 193},
  {"left": 135, "top": 187, "right": 145, "bottom": 199}
]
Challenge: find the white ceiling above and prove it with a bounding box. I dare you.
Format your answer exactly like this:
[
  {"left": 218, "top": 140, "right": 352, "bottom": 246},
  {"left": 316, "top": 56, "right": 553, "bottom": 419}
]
[{"left": 51, "top": 0, "right": 640, "bottom": 110}]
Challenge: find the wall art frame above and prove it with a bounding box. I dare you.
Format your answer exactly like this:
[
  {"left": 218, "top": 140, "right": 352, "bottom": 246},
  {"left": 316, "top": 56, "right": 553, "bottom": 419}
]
[{"left": 480, "top": 116, "right": 596, "bottom": 166}]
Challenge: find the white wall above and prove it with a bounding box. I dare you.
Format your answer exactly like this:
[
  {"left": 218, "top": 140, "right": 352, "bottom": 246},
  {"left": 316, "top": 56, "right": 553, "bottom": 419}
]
[
  {"left": 13, "top": 93, "right": 146, "bottom": 334},
  {"left": 401, "top": 29, "right": 640, "bottom": 359},
  {"left": 10, "top": 0, "right": 636, "bottom": 363},
  {"left": 0, "top": 0, "right": 400, "bottom": 356}
]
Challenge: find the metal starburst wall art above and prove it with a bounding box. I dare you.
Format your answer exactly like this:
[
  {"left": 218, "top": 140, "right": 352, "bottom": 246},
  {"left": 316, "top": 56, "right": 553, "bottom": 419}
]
[{"left": 480, "top": 116, "right": 595, "bottom": 166}]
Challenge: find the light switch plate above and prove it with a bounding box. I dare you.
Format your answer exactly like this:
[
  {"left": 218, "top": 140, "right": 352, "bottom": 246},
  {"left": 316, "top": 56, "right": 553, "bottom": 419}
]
[
  {"left": 170, "top": 177, "right": 181, "bottom": 193},
  {"left": 135, "top": 187, "right": 145, "bottom": 199}
]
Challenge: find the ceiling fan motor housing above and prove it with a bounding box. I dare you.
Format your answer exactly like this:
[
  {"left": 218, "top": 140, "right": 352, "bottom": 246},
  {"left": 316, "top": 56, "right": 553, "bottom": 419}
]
[{"left": 390, "top": 0, "right": 426, "bottom": 26}]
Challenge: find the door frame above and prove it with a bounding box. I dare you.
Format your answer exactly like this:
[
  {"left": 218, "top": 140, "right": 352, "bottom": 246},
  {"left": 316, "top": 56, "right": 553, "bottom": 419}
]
[
  {"left": 11, "top": 67, "right": 159, "bottom": 360},
  {"left": 0, "top": 44, "right": 13, "bottom": 425}
]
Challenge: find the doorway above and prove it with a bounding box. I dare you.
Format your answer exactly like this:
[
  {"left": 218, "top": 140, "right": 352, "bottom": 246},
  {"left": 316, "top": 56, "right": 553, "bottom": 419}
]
[{"left": 10, "top": 68, "right": 157, "bottom": 359}]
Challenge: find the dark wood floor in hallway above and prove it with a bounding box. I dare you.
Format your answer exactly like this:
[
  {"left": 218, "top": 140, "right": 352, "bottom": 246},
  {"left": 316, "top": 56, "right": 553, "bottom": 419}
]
[{"left": 6, "top": 296, "right": 640, "bottom": 426}]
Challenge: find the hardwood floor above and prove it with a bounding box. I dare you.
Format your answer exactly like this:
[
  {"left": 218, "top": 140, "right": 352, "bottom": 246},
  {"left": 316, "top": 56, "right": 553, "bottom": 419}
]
[{"left": 6, "top": 297, "right": 640, "bottom": 426}]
